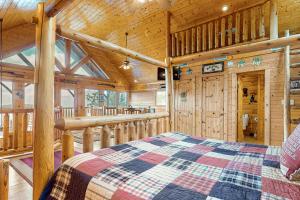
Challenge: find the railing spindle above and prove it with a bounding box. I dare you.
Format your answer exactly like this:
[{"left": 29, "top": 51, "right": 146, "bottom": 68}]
[
  {"left": 114, "top": 124, "right": 121, "bottom": 145},
  {"left": 0, "top": 159, "right": 9, "bottom": 200},
  {"left": 3, "top": 114, "right": 9, "bottom": 151},
  {"left": 83, "top": 127, "right": 93, "bottom": 153},
  {"left": 101, "top": 125, "right": 111, "bottom": 148},
  {"left": 62, "top": 130, "right": 74, "bottom": 162},
  {"left": 22, "top": 113, "right": 28, "bottom": 148}
]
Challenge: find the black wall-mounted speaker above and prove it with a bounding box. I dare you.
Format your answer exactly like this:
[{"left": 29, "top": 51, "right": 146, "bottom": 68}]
[
  {"left": 157, "top": 67, "right": 166, "bottom": 80},
  {"left": 173, "top": 66, "right": 181, "bottom": 80}
]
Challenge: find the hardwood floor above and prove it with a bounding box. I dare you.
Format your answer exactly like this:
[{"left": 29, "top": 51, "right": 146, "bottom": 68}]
[{"left": 9, "top": 166, "right": 32, "bottom": 200}]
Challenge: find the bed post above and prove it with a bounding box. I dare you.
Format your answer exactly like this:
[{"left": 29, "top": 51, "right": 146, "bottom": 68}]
[
  {"left": 270, "top": 0, "right": 278, "bottom": 39},
  {"left": 283, "top": 30, "right": 290, "bottom": 142},
  {"left": 165, "top": 11, "right": 174, "bottom": 131},
  {"left": 32, "top": 2, "right": 56, "bottom": 199},
  {"left": 0, "top": 159, "right": 9, "bottom": 200}
]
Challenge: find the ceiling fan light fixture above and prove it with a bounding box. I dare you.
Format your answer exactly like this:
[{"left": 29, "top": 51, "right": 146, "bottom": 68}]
[{"left": 120, "top": 32, "right": 133, "bottom": 70}]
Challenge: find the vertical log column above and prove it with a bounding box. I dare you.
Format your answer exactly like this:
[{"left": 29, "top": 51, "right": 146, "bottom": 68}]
[
  {"left": 75, "top": 87, "right": 85, "bottom": 117},
  {"left": 0, "top": 159, "right": 9, "bottom": 200},
  {"left": 283, "top": 30, "right": 290, "bottom": 141},
  {"left": 270, "top": 0, "right": 278, "bottom": 39},
  {"left": 165, "top": 11, "right": 174, "bottom": 131},
  {"left": 33, "top": 3, "right": 56, "bottom": 199}
]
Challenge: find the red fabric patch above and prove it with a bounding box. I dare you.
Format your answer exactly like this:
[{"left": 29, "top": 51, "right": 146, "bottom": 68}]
[
  {"left": 196, "top": 156, "right": 229, "bottom": 168},
  {"left": 159, "top": 137, "right": 178, "bottom": 143},
  {"left": 262, "top": 177, "right": 300, "bottom": 199},
  {"left": 112, "top": 189, "right": 144, "bottom": 200},
  {"left": 76, "top": 158, "right": 113, "bottom": 176},
  {"left": 240, "top": 147, "right": 267, "bottom": 154},
  {"left": 142, "top": 137, "right": 154, "bottom": 142},
  {"left": 280, "top": 124, "right": 300, "bottom": 180},
  {"left": 138, "top": 152, "right": 169, "bottom": 164}
]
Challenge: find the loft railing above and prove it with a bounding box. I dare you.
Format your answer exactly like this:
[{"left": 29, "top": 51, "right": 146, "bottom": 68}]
[
  {"left": 55, "top": 112, "right": 169, "bottom": 162},
  {"left": 0, "top": 108, "right": 34, "bottom": 156},
  {"left": 170, "top": 1, "right": 270, "bottom": 57}
]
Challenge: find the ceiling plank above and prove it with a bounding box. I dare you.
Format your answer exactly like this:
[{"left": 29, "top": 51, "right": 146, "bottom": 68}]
[{"left": 58, "top": 27, "right": 168, "bottom": 68}]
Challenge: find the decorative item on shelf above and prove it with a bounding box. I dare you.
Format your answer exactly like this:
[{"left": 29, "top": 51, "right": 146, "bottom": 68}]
[
  {"left": 186, "top": 68, "right": 192, "bottom": 75},
  {"left": 243, "top": 88, "right": 248, "bottom": 97},
  {"left": 227, "top": 61, "right": 234, "bottom": 67},
  {"left": 291, "top": 80, "right": 300, "bottom": 90},
  {"left": 214, "top": 56, "right": 228, "bottom": 62},
  {"left": 238, "top": 59, "right": 246, "bottom": 68},
  {"left": 252, "top": 56, "right": 262, "bottom": 66},
  {"left": 120, "top": 32, "right": 133, "bottom": 70},
  {"left": 249, "top": 93, "right": 257, "bottom": 104},
  {"left": 202, "top": 61, "right": 224, "bottom": 74}
]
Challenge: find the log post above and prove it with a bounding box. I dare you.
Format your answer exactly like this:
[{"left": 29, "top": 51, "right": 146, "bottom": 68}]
[
  {"left": 156, "top": 118, "right": 162, "bottom": 135},
  {"left": 128, "top": 122, "right": 137, "bottom": 141},
  {"left": 120, "top": 123, "right": 127, "bottom": 143},
  {"left": 3, "top": 114, "right": 9, "bottom": 151},
  {"left": 270, "top": 0, "right": 278, "bottom": 39},
  {"left": 146, "top": 120, "right": 154, "bottom": 137},
  {"left": 0, "top": 159, "right": 9, "bottom": 200},
  {"left": 33, "top": 3, "right": 56, "bottom": 198},
  {"left": 114, "top": 124, "right": 121, "bottom": 145},
  {"left": 101, "top": 125, "right": 111, "bottom": 148},
  {"left": 165, "top": 11, "right": 174, "bottom": 132},
  {"left": 83, "top": 127, "right": 93, "bottom": 153},
  {"left": 283, "top": 30, "right": 290, "bottom": 141},
  {"left": 62, "top": 130, "right": 74, "bottom": 162},
  {"left": 138, "top": 121, "right": 146, "bottom": 139},
  {"left": 22, "top": 113, "right": 28, "bottom": 148}
]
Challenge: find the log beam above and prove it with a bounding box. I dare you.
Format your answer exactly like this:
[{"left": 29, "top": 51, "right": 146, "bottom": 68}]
[
  {"left": 270, "top": 0, "right": 278, "bottom": 39},
  {"left": 33, "top": 3, "right": 55, "bottom": 199},
  {"left": 57, "top": 27, "right": 167, "bottom": 68},
  {"left": 283, "top": 30, "right": 290, "bottom": 141},
  {"left": 47, "top": 0, "right": 75, "bottom": 18},
  {"left": 171, "top": 34, "right": 300, "bottom": 64}
]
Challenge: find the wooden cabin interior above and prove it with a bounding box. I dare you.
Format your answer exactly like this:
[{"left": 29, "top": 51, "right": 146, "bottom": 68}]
[{"left": 0, "top": 0, "right": 300, "bottom": 199}]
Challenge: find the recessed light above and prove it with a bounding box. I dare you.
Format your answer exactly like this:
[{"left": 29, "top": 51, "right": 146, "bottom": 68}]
[
  {"left": 222, "top": 5, "right": 229, "bottom": 12},
  {"left": 134, "top": 80, "right": 138, "bottom": 83}
]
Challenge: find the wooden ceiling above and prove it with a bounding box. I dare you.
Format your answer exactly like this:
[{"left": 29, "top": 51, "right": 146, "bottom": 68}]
[{"left": 1, "top": 0, "right": 300, "bottom": 85}]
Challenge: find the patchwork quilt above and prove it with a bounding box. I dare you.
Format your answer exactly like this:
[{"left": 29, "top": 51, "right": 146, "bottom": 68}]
[{"left": 41, "top": 132, "right": 300, "bottom": 200}]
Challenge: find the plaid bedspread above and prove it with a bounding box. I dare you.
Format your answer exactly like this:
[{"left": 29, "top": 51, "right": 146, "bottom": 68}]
[{"left": 42, "top": 132, "right": 300, "bottom": 200}]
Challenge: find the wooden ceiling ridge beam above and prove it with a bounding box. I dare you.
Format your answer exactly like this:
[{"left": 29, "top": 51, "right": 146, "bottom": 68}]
[
  {"left": 47, "top": 0, "right": 75, "bottom": 18},
  {"left": 171, "top": 34, "right": 300, "bottom": 64},
  {"left": 57, "top": 27, "right": 168, "bottom": 68}
]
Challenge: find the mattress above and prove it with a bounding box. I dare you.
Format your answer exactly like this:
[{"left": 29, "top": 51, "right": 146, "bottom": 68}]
[{"left": 41, "top": 132, "right": 300, "bottom": 200}]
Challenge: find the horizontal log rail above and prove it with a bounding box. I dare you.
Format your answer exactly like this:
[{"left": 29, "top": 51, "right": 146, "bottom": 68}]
[
  {"left": 0, "top": 109, "right": 34, "bottom": 156},
  {"left": 55, "top": 112, "right": 169, "bottom": 162},
  {"left": 170, "top": 1, "right": 269, "bottom": 58},
  {"left": 171, "top": 34, "right": 300, "bottom": 64},
  {"left": 0, "top": 159, "right": 9, "bottom": 200}
]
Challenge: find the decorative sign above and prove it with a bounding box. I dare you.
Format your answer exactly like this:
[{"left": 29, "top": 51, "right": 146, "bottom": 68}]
[
  {"left": 238, "top": 59, "right": 246, "bottom": 68},
  {"left": 180, "top": 92, "right": 187, "bottom": 102},
  {"left": 202, "top": 62, "right": 224, "bottom": 74},
  {"left": 186, "top": 68, "right": 192, "bottom": 75},
  {"left": 252, "top": 56, "right": 262, "bottom": 66},
  {"left": 291, "top": 80, "right": 300, "bottom": 90}
]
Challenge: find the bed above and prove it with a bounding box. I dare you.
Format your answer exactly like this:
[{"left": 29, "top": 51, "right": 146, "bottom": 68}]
[{"left": 41, "top": 132, "right": 300, "bottom": 200}]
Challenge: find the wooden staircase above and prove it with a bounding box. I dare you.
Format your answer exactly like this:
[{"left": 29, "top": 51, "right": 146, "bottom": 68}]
[{"left": 290, "top": 48, "right": 300, "bottom": 132}]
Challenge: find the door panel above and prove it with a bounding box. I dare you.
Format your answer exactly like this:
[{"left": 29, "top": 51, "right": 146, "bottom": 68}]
[
  {"left": 174, "top": 79, "right": 195, "bottom": 136},
  {"left": 202, "top": 76, "right": 224, "bottom": 140}
]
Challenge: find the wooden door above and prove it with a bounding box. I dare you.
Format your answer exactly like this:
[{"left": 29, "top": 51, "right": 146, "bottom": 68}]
[
  {"left": 174, "top": 78, "right": 195, "bottom": 136},
  {"left": 202, "top": 76, "right": 224, "bottom": 140}
]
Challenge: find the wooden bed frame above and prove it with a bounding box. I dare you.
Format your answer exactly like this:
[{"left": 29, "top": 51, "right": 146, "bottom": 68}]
[{"left": 0, "top": 0, "right": 299, "bottom": 199}]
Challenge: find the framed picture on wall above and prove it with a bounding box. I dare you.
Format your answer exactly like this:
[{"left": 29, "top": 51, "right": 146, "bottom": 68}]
[{"left": 202, "top": 62, "right": 224, "bottom": 74}]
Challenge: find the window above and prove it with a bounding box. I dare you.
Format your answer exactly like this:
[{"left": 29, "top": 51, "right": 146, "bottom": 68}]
[
  {"left": 61, "top": 89, "right": 75, "bottom": 108},
  {"left": 118, "top": 92, "right": 128, "bottom": 107},
  {"left": 0, "top": 81, "right": 12, "bottom": 108},
  {"left": 85, "top": 89, "right": 105, "bottom": 107},
  {"left": 156, "top": 90, "right": 166, "bottom": 106},
  {"left": 25, "top": 84, "right": 34, "bottom": 108},
  {"left": 21, "top": 47, "right": 36, "bottom": 66},
  {"left": 104, "top": 90, "right": 117, "bottom": 107},
  {"left": 3, "top": 55, "right": 27, "bottom": 65}
]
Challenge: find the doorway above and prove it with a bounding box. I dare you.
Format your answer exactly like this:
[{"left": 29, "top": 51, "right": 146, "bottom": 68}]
[{"left": 237, "top": 71, "right": 265, "bottom": 144}]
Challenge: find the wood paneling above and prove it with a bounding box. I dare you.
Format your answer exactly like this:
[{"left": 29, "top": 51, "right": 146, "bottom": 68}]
[{"left": 175, "top": 51, "right": 285, "bottom": 146}]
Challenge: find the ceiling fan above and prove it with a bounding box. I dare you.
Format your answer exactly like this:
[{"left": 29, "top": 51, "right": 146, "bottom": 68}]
[{"left": 120, "top": 32, "right": 132, "bottom": 70}]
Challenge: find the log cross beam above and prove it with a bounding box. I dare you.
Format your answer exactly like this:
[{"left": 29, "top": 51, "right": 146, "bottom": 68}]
[
  {"left": 57, "top": 27, "right": 168, "bottom": 68},
  {"left": 47, "top": 0, "right": 75, "bottom": 18},
  {"left": 171, "top": 34, "right": 300, "bottom": 64}
]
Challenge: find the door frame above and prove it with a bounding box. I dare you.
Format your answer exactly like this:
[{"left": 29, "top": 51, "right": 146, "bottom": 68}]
[{"left": 232, "top": 69, "right": 271, "bottom": 145}]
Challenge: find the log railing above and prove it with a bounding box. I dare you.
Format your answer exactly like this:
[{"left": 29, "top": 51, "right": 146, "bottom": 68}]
[
  {"left": 0, "top": 109, "right": 34, "bottom": 156},
  {"left": 55, "top": 112, "right": 169, "bottom": 162},
  {"left": 170, "top": 1, "right": 270, "bottom": 57}
]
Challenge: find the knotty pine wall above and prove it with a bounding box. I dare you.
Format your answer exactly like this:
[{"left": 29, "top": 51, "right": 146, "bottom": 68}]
[{"left": 174, "top": 51, "right": 287, "bottom": 146}]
